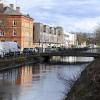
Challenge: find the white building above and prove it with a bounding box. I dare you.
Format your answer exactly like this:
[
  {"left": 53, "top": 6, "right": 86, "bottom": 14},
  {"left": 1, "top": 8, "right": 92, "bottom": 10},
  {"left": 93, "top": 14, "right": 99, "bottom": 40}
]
[
  {"left": 33, "top": 22, "right": 64, "bottom": 48},
  {"left": 64, "top": 31, "right": 77, "bottom": 47}
]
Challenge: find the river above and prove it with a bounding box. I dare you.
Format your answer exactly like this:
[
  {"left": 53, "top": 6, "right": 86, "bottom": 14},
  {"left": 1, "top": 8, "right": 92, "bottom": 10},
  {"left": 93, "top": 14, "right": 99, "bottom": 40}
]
[{"left": 0, "top": 57, "right": 94, "bottom": 100}]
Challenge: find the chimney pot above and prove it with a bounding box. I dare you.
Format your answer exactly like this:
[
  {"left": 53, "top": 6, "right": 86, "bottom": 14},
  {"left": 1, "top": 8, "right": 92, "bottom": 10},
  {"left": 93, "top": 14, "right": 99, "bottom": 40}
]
[
  {"left": 9, "top": 4, "right": 14, "bottom": 9},
  {"left": 16, "top": 7, "right": 20, "bottom": 12}
]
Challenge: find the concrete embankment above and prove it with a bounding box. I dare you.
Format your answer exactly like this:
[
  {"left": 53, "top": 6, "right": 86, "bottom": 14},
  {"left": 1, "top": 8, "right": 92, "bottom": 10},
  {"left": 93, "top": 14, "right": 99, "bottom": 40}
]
[
  {"left": 64, "top": 58, "right": 100, "bottom": 100},
  {"left": 0, "top": 55, "right": 44, "bottom": 71}
]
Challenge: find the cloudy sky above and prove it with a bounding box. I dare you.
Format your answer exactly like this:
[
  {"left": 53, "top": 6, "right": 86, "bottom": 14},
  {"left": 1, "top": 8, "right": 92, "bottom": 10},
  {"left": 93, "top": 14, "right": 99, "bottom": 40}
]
[{"left": 5, "top": 0, "right": 100, "bottom": 32}]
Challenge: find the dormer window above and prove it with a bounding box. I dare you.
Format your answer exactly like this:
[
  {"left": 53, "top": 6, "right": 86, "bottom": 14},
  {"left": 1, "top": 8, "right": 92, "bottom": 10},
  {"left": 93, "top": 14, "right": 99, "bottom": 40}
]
[{"left": 13, "top": 20, "right": 17, "bottom": 27}]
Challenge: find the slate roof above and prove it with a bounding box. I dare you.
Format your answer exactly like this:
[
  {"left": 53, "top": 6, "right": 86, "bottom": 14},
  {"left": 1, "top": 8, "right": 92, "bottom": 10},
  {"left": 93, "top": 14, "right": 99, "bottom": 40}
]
[
  {"left": 3, "top": 7, "right": 22, "bottom": 15},
  {"left": 0, "top": 6, "right": 33, "bottom": 19},
  {"left": 0, "top": 6, "right": 22, "bottom": 15}
]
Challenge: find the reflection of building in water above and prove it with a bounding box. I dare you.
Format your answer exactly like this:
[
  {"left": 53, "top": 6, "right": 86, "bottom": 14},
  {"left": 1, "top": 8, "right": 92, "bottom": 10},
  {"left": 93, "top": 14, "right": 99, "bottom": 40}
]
[
  {"left": 1, "top": 66, "right": 32, "bottom": 86},
  {"left": 32, "top": 64, "right": 41, "bottom": 81},
  {"left": 32, "top": 64, "right": 53, "bottom": 81},
  {"left": 33, "top": 64, "right": 52, "bottom": 74},
  {"left": 0, "top": 66, "right": 32, "bottom": 99},
  {"left": 1, "top": 69, "right": 18, "bottom": 84},
  {"left": 16, "top": 66, "right": 32, "bottom": 86}
]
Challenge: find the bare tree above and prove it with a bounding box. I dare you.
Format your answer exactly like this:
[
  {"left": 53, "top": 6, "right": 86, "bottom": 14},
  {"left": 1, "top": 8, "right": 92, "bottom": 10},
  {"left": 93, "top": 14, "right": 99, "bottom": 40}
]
[
  {"left": 94, "top": 25, "right": 100, "bottom": 45},
  {"left": 76, "top": 32, "right": 88, "bottom": 45}
]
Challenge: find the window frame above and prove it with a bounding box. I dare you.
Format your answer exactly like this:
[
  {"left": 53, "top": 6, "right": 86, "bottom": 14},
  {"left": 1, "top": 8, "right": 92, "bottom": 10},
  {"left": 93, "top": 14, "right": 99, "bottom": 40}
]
[
  {"left": 12, "top": 29, "right": 17, "bottom": 36},
  {"left": 13, "top": 20, "right": 17, "bottom": 27},
  {"left": 0, "top": 31, "right": 5, "bottom": 36}
]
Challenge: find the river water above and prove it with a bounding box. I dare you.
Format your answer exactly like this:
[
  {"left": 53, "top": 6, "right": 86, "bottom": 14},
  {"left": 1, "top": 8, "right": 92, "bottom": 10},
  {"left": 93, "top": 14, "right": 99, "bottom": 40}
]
[{"left": 0, "top": 57, "right": 93, "bottom": 100}]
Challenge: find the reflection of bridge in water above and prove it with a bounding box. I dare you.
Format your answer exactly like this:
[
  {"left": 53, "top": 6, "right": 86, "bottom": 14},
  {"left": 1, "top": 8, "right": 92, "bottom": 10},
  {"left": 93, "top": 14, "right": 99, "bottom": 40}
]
[{"left": 35, "top": 48, "right": 100, "bottom": 60}]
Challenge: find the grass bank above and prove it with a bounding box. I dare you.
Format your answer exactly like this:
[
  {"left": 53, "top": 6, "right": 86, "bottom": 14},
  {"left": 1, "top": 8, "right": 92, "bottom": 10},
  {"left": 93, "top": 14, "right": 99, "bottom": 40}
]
[
  {"left": 64, "top": 58, "right": 100, "bottom": 100},
  {"left": 0, "top": 55, "right": 44, "bottom": 71}
]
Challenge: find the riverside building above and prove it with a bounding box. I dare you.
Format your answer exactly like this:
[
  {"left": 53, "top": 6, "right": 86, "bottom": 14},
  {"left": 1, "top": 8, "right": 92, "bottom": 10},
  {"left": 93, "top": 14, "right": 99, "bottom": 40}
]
[
  {"left": 33, "top": 22, "right": 64, "bottom": 48},
  {"left": 0, "top": 2, "right": 74, "bottom": 50},
  {"left": 0, "top": 3, "right": 34, "bottom": 51},
  {"left": 64, "top": 31, "right": 77, "bottom": 47}
]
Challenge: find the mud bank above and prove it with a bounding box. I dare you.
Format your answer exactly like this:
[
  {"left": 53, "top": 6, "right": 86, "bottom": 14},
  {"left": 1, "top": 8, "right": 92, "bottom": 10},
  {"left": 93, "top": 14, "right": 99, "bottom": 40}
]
[{"left": 64, "top": 58, "right": 100, "bottom": 100}]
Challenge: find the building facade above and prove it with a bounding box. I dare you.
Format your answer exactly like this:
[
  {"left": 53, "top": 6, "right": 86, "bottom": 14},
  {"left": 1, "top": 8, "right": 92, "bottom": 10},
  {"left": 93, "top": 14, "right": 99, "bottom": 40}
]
[
  {"left": 0, "top": 3, "right": 76, "bottom": 50},
  {"left": 0, "top": 3, "right": 33, "bottom": 50},
  {"left": 64, "top": 32, "right": 77, "bottom": 47},
  {"left": 33, "top": 22, "right": 64, "bottom": 47}
]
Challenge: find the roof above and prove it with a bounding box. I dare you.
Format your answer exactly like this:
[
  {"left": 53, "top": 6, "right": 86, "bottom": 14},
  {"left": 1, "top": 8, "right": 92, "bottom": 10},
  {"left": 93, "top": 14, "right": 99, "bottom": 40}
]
[
  {"left": 2, "top": 7, "right": 22, "bottom": 15},
  {"left": 0, "top": 6, "right": 33, "bottom": 20}
]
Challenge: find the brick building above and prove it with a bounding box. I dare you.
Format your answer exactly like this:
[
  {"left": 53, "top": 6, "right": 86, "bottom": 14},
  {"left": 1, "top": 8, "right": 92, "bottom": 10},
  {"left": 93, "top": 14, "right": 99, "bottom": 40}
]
[{"left": 0, "top": 3, "right": 34, "bottom": 51}]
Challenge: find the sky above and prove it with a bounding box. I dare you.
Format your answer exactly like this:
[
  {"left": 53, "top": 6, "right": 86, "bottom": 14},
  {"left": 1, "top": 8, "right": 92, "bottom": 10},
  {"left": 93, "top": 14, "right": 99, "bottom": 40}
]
[{"left": 3, "top": 0, "right": 100, "bottom": 32}]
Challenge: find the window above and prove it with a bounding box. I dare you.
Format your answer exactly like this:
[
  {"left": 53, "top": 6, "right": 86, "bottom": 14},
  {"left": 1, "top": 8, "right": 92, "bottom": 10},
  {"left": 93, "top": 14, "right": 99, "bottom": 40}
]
[
  {"left": 13, "top": 30, "right": 17, "bottom": 36},
  {"left": 54, "top": 28, "right": 56, "bottom": 35},
  {"left": 14, "top": 40, "right": 17, "bottom": 43},
  {"left": 66, "top": 35, "right": 69, "bottom": 37},
  {"left": 0, "top": 31, "right": 5, "bottom": 36},
  {"left": 13, "top": 20, "right": 17, "bottom": 27},
  {"left": 50, "top": 27, "right": 52, "bottom": 34},
  {"left": 43, "top": 25, "right": 46, "bottom": 32},
  {"left": 1, "top": 40, "right": 5, "bottom": 42}
]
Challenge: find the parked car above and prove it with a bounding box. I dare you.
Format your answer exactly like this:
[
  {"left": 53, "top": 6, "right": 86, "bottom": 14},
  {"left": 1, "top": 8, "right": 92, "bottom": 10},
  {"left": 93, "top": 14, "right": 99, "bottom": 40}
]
[
  {"left": 23, "top": 48, "right": 31, "bottom": 54},
  {"left": 35, "top": 47, "right": 45, "bottom": 53},
  {"left": 32, "top": 48, "right": 38, "bottom": 53},
  {"left": 45, "top": 46, "right": 58, "bottom": 53}
]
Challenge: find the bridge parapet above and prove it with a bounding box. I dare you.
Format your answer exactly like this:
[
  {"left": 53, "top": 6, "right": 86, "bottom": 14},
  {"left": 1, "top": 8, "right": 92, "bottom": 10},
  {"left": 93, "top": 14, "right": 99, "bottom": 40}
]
[{"left": 33, "top": 48, "right": 100, "bottom": 58}]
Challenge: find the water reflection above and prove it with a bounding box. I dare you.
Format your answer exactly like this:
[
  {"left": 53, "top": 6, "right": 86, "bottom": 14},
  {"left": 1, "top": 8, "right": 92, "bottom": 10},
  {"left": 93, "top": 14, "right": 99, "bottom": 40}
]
[
  {"left": 0, "top": 66, "right": 33, "bottom": 100},
  {"left": 16, "top": 67, "right": 32, "bottom": 86},
  {"left": 0, "top": 63, "right": 87, "bottom": 100},
  {"left": 0, "top": 66, "right": 32, "bottom": 86},
  {"left": 51, "top": 56, "right": 94, "bottom": 63}
]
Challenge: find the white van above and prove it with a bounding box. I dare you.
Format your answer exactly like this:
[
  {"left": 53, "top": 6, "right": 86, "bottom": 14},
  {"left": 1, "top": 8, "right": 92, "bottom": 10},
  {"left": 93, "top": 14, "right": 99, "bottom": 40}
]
[
  {"left": 0, "top": 42, "right": 9, "bottom": 57},
  {"left": 0, "top": 42, "right": 20, "bottom": 57}
]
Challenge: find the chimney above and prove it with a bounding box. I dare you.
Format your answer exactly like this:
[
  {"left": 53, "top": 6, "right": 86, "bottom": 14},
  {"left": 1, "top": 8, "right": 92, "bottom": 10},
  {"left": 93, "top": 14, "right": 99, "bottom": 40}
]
[
  {"left": 9, "top": 4, "right": 14, "bottom": 9},
  {"left": 16, "top": 7, "right": 20, "bottom": 12},
  {"left": 0, "top": 3, "right": 4, "bottom": 12}
]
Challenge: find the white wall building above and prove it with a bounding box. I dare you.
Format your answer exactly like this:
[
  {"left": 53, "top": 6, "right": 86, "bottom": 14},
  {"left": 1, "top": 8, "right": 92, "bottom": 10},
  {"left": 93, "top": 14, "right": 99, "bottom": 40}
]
[
  {"left": 64, "top": 31, "right": 77, "bottom": 47},
  {"left": 33, "top": 22, "right": 64, "bottom": 47}
]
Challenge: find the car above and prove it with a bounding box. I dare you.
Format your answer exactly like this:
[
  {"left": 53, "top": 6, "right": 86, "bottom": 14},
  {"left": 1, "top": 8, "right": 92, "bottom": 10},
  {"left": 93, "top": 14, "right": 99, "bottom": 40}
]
[
  {"left": 23, "top": 48, "right": 31, "bottom": 54},
  {"left": 45, "top": 47, "right": 58, "bottom": 53},
  {"left": 35, "top": 47, "right": 44, "bottom": 53}
]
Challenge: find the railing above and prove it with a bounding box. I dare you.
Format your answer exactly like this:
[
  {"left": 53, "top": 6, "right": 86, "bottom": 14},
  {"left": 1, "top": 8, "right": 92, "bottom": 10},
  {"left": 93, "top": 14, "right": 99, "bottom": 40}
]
[{"left": 0, "top": 48, "right": 100, "bottom": 59}]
